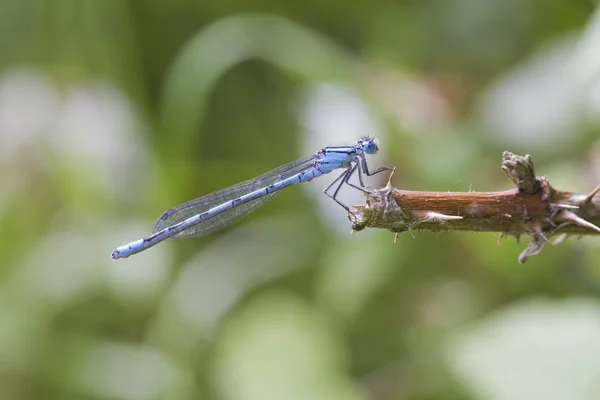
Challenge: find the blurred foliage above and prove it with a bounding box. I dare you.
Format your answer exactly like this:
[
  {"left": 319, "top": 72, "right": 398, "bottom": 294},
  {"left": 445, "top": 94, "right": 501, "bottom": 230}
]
[{"left": 1, "top": 1, "right": 600, "bottom": 400}]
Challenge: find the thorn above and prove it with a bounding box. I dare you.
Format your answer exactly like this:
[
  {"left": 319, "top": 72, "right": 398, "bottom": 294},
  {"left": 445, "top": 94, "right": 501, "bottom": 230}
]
[
  {"left": 539, "top": 232, "right": 551, "bottom": 244},
  {"left": 497, "top": 232, "right": 504, "bottom": 244},
  {"left": 385, "top": 167, "right": 396, "bottom": 189},
  {"left": 552, "top": 233, "right": 568, "bottom": 245},
  {"left": 534, "top": 228, "right": 552, "bottom": 244},
  {"left": 550, "top": 222, "right": 569, "bottom": 236},
  {"left": 394, "top": 232, "right": 400, "bottom": 243},
  {"left": 584, "top": 184, "right": 600, "bottom": 204},
  {"left": 425, "top": 211, "right": 463, "bottom": 221},
  {"left": 553, "top": 203, "right": 579, "bottom": 210},
  {"left": 407, "top": 224, "right": 415, "bottom": 239},
  {"left": 560, "top": 210, "right": 600, "bottom": 233}
]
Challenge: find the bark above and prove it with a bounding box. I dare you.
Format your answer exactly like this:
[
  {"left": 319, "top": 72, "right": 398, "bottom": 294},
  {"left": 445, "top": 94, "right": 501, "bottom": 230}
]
[{"left": 350, "top": 152, "right": 600, "bottom": 263}]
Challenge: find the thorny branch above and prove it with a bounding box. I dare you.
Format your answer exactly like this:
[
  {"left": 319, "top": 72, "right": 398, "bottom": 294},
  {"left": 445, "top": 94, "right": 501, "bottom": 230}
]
[{"left": 350, "top": 152, "right": 600, "bottom": 263}]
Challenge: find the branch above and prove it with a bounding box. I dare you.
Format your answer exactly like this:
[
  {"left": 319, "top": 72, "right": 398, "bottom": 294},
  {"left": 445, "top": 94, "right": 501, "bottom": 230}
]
[{"left": 350, "top": 152, "right": 600, "bottom": 263}]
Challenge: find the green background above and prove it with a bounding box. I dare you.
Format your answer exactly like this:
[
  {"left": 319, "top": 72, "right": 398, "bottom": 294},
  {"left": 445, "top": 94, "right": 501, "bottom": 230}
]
[{"left": 1, "top": 1, "right": 600, "bottom": 399}]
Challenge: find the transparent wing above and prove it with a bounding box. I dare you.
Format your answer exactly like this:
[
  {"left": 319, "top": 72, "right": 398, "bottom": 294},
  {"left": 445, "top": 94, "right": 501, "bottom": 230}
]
[{"left": 152, "top": 155, "right": 318, "bottom": 238}]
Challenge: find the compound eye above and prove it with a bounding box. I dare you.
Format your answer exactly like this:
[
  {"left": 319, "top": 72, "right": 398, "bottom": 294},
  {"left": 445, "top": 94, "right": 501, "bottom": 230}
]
[{"left": 364, "top": 139, "right": 378, "bottom": 154}]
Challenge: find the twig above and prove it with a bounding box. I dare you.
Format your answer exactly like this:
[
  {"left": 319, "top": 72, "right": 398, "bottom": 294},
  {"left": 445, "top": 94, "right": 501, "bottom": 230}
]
[{"left": 350, "top": 152, "right": 600, "bottom": 263}]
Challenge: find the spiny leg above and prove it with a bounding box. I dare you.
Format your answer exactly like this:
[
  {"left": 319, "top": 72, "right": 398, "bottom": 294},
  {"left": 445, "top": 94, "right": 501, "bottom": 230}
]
[
  {"left": 341, "top": 156, "right": 395, "bottom": 193},
  {"left": 324, "top": 168, "right": 352, "bottom": 211},
  {"left": 356, "top": 159, "right": 366, "bottom": 187},
  {"left": 323, "top": 167, "right": 349, "bottom": 195},
  {"left": 343, "top": 163, "right": 371, "bottom": 194},
  {"left": 344, "top": 156, "right": 395, "bottom": 193},
  {"left": 346, "top": 161, "right": 369, "bottom": 192},
  {"left": 325, "top": 159, "right": 394, "bottom": 211},
  {"left": 360, "top": 157, "right": 394, "bottom": 177}
]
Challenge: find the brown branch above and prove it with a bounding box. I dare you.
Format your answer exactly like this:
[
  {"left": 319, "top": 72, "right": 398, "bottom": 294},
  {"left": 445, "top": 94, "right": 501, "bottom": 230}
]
[{"left": 350, "top": 152, "right": 600, "bottom": 263}]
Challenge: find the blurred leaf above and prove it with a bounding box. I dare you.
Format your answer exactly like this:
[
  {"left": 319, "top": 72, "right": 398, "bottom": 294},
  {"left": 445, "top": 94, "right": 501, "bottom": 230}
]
[
  {"left": 211, "top": 292, "right": 364, "bottom": 400},
  {"left": 446, "top": 298, "right": 600, "bottom": 400},
  {"left": 158, "top": 13, "right": 355, "bottom": 173}
]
